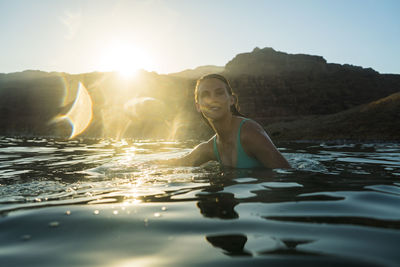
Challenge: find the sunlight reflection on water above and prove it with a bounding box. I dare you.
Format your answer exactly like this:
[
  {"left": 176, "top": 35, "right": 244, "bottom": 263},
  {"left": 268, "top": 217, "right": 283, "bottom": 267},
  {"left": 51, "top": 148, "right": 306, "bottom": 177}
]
[{"left": 0, "top": 138, "right": 400, "bottom": 266}]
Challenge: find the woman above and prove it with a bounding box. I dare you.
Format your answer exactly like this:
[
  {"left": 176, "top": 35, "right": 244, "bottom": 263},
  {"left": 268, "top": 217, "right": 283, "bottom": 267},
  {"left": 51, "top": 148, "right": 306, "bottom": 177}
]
[{"left": 162, "top": 74, "right": 290, "bottom": 169}]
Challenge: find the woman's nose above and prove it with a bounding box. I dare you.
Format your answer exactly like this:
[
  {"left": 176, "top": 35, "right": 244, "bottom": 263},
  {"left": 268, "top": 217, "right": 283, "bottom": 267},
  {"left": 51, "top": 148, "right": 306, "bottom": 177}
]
[
  {"left": 204, "top": 97, "right": 218, "bottom": 106},
  {"left": 208, "top": 92, "right": 220, "bottom": 102}
]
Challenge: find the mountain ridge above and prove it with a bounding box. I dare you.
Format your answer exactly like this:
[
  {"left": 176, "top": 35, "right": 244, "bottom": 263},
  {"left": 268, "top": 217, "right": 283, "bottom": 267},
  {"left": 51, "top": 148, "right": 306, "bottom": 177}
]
[
  {"left": 168, "top": 65, "right": 224, "bottom": 79},
  {"left": 0, "top": 47, "right": 399, "bottom": 140}
]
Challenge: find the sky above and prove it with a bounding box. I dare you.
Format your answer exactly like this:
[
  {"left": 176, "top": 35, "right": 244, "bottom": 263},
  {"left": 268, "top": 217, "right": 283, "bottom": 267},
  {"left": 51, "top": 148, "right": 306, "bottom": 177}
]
[{"left": 0, "top": 0, "right": 399, "bottom": 75}]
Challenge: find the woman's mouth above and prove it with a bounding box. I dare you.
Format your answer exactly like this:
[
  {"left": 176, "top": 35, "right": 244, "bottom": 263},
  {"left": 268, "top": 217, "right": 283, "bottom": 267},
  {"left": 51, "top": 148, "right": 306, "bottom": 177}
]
[{"left": 205, "top": 106, "right": 220, "bottom": 112}]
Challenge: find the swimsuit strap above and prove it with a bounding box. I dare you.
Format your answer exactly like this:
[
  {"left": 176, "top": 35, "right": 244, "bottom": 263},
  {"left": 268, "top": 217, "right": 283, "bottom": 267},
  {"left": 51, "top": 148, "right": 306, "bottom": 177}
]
[
  {"left": 214, "top": 118, "right": 262, "bottom": 168},
  {"left": 236, "top": 118, "right": 264, "bottom": 168},
  {"left": 237, "top": 118, "right": 250, "bottom": 143},
  {"left": 213, "top": 119, "right": 249, "bottom": 165},
  {"left": 213, "top": 135, "right": 221, "bottom": 163}
]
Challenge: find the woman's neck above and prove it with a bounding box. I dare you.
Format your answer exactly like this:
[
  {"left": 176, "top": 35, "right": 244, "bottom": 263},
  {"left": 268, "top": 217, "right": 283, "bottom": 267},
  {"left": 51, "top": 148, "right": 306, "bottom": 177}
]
[{"left": 210, "top": 115, "right": 238, "bottom": 142}]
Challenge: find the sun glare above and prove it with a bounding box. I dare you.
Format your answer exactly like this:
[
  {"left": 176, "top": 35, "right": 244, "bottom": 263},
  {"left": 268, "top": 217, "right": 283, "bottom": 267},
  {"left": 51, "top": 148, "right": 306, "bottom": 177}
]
[{"left": 98, "top": 42, "right": 153, "bottom": 78}]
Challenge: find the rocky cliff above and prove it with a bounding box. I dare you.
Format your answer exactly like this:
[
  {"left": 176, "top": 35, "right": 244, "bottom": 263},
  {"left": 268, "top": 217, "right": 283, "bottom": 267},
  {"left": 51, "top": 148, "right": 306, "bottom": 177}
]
[
  {"left": 225, "top": 47, "right": 328, "bottom": 76},
  {"left": 223, "top": 47, "right": 399, "bottom": 124},
  {"left": 265, "top": 92, "right": 400, "bottom": 141},
  {"left": 1, "top": 47, "right": 399, "bottom": 140}
]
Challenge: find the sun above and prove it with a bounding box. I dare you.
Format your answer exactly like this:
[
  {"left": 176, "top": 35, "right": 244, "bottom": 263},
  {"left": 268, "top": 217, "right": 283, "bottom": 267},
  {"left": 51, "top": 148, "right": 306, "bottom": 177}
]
[{"left": 98, "top": 42, "right": 152, "bottom": 78}]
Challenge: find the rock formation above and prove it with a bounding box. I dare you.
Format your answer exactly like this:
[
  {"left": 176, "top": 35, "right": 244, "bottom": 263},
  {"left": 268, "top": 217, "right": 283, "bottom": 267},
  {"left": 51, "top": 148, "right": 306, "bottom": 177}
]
[{"left": 0, "top": 47, "right": 399, "bottom": 140}]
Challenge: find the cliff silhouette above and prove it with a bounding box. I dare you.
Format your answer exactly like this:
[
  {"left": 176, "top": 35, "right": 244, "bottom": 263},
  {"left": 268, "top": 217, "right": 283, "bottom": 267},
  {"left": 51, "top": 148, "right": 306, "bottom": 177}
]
[
  {"left": 0, "top": 47, "right": 399, "bottom": 141},
  {"left": 223, "top": 48, "right": 399, "bottom": 121},
  {"left": 266, "top": 91, "right": 400, "bottom": 140},
  {"left": 169, "top": 65, "right": 224, "bottom": 79}
]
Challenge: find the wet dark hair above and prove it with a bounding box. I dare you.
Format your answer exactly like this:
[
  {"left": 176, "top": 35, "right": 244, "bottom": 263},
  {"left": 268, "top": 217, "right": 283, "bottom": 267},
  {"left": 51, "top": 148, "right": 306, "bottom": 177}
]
[{"left": 195, "top": 74, "right": 244, "bottom": 129}]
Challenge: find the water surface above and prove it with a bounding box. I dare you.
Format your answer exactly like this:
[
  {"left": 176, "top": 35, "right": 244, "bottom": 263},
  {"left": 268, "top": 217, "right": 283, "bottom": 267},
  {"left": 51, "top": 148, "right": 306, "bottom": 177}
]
[{"left": 0, "top": 137, "right": 399, "bottom": 266}]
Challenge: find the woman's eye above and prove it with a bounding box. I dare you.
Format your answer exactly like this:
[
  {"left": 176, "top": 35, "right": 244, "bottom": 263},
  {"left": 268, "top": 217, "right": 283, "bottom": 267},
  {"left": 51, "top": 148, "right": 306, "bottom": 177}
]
[{"left": 200, "top": 92, "right": 209, "bottom": 98}]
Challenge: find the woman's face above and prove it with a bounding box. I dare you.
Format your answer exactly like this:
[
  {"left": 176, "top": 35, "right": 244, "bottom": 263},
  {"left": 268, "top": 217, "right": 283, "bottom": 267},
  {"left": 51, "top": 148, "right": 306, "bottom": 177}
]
[{"left": 195, "top": 78, "right": 234, "bottom": 120}]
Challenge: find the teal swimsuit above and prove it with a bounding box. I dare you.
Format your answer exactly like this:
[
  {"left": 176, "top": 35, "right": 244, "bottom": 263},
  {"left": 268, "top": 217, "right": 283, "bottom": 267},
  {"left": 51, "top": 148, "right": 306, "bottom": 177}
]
[{"left": 213, "top": 119, "right": 264, "bottom": 168}]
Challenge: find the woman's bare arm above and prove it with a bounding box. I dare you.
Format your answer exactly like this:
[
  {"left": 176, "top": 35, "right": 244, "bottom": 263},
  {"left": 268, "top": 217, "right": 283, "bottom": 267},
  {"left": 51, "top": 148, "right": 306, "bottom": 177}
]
[{"left": 155, "top": 138, "right": 215, "bottom": 166}]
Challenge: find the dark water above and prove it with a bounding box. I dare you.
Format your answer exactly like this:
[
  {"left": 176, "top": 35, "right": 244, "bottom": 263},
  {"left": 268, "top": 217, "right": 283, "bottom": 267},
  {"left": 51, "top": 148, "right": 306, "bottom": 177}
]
[{"left": 0, "top": 137, "right": 399, "bottom": 266}]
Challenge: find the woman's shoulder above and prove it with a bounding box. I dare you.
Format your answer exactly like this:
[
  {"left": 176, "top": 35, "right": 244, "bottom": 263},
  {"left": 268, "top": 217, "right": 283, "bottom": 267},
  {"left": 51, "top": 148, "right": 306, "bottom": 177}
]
[
  {"left": 240, "top": 118, "right": 265, "bottom": 135},
  {"left": 239, "top": 118, "right": 272, "bottom": 148}
]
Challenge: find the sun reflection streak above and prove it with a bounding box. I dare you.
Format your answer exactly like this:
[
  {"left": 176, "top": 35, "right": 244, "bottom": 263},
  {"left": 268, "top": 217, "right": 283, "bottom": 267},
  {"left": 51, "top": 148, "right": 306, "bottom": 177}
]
[{"left": 123, "top": 197, "right": 142, "bottom": 205}]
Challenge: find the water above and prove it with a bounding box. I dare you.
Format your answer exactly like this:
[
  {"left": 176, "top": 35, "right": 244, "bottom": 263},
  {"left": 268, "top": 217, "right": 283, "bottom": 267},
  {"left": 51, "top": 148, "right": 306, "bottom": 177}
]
[{"left": 0, "top": 137, "right": 399, "bottom": 266}]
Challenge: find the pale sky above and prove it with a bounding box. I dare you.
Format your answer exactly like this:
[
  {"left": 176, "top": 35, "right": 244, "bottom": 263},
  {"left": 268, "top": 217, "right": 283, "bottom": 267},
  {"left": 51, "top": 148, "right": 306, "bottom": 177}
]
[{"left": 0, "top": 0, "right": 399, "bottom": 74}]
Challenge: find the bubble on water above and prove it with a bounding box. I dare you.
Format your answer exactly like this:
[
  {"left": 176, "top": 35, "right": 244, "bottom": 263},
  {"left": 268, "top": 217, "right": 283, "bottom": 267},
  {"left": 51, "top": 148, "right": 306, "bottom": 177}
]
[
  {"left": 161, "top": 206, "right": 167, "bottom": 211},
  {"left": 113, "top": 210, "right": 118, "bottom": 215},
  {"left": 93, "top": 210, "right": 100, "bottom": 215},
  {"left": 65, "top": 210, "right": 71, "bottom": 215},
  {"left": 154, "top": 212, "right": 161, "bottom": 217},
  {"left": 48, "top": 221, "right": 60, "bottom": 227}
]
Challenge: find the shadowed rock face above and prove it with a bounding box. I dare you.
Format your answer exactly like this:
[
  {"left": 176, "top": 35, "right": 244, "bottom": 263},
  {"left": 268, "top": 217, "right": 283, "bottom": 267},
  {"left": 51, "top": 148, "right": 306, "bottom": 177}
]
[
  {"left": 0, "top": 47, "right": 399, "bottom": 140},
  {"left": 223, "top": 47, "right": 399, "bottom": 124},
  {"left": 265, "top": 92, "right": 400, "bottom": 141},
  {"left": 225, "top": 47, "right": 328, "bottom": 76}
]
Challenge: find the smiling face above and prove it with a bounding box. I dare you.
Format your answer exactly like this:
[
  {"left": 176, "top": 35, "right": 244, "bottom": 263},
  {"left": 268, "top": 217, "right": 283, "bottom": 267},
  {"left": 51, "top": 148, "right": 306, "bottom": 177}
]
[{"left": 195, "top": 78, "right": 234, "bottom": 121}]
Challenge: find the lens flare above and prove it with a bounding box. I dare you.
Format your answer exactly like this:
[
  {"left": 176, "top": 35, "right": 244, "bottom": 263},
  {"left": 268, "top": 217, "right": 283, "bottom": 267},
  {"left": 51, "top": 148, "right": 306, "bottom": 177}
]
[
  {"left": 124, "top": 97, "right": 166, "bottom": 121},
  {"left": 166, "top": 114, "right": 185, "bottom": 140},
  {"left": 61, "top": 82, "right": 93, "bottom": 138}
]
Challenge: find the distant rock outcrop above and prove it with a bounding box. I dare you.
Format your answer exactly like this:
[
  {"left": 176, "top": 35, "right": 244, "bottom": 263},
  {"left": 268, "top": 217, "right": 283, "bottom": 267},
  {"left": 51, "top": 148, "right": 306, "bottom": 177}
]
[
  {"left": 0, "top": 47, "right": 399, "bottom": 140},
  {"left": 225, "top": 47, "right": 328, "bottom": 76},
  {"left": 222, "top": 47, "right": 399, "bottom": 125}
]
